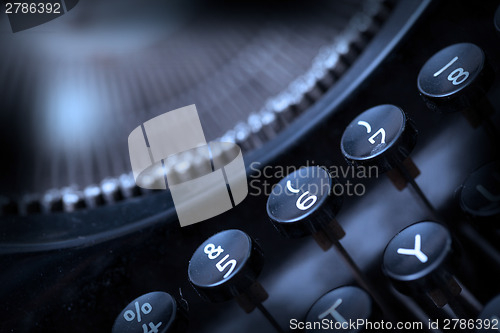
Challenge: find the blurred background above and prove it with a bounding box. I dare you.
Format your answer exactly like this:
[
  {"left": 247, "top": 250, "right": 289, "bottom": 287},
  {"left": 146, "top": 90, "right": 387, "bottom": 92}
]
[{"left": 0, "top": 0, "right": 386, "bottom": 211}]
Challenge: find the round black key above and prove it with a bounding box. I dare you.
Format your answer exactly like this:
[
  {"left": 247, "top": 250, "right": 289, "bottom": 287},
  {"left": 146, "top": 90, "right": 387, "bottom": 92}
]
[
  {"left": 341, "top": 105, "right": 417, "bottom": 173},
  {"left": 382, "top": 221, "right": 464, "bottom": 310},
  {"left": 305, "top": 286, "right": 373, "bottom": 332},
  {"left": 383, "top": 221, "right": 452, "bottom": 282},
  {"left": 476, "top": 294, "right": 500, "bottom": 333},
  {"left": 417, "top": 43, "right": 493, "bottom": 113},
  {"left": 460, "top": 161, "right": 500, "bottom": 226},
  {"left": 112, "top": 292, "right": 187, "bottom": 333},
  {"left": 188, "top": 229, "right": 264, "bottom": 303},
  {"left": 266, "top": 166, "right": 343, "bottom": 239}
]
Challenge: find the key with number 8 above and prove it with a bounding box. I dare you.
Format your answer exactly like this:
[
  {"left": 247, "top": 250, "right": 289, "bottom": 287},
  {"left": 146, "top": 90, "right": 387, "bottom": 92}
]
[
  {"left": 417, "top": 43, "right": 495, "bottom": 128},
  {"left": 189, "top": 230, "right": 265, "bottom": 307}
]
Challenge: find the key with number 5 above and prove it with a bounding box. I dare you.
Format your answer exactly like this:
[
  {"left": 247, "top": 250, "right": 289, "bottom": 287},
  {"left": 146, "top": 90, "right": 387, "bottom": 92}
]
[{"left": 188, "top": 229, "right": 285, "bottom": 332}]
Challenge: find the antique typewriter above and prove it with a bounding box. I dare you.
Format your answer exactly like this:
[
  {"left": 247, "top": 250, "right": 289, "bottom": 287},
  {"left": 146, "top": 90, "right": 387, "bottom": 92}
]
[{"left": 1, "top": 0, "right": 500, "bottom": 332}]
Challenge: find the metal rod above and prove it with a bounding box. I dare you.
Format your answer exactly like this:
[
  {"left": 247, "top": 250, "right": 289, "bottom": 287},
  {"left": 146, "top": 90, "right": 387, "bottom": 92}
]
[
  {"left": 256, "top": 303, "right": 285, "bottom": 333},
  {"left": 457, "top": 285, "right": 483, "bottom": 316},
  {"left": 459, "top": 223, "right": 500, "bottom": 269},
  {"left": 331, "top": 238, "right": 399, "bottom": 324},
  {"left": 394, "top": 160, "right": 439, "bottom": 220}
]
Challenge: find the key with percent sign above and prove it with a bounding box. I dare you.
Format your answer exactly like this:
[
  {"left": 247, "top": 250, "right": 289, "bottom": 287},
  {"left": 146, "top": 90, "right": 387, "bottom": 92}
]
[
  {"left": 112, "top": 292, "right": 188, "bottom": 333},
  {"left": 124, "top": 301, "right": 153, "bottom": 323}
]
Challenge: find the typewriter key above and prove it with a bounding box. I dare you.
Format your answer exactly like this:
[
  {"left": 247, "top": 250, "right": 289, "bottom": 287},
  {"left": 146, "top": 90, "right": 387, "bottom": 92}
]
[
  {"left": 188, "top": 229, "right": 284, "bottom": 332},
  {"left": 267, "top": 166, "right": 390, "bottom": 316},
  {"left": 383, "top": 222, "right": 479, "bottom": 318},
  {"left": 418, "top": 43, "right": 498, "bottom": 145},
  {"left": 340, "top": 105, "right": 436, "bottom": 214},
  {"left": 418, "top": 43, "right": 493, "bottom": 119},
  {"left": 459, "top": 161, "right": 500, "bottom": 228},
  {"left": 305, "top": 286, "right": 375, "bottom": 333},
  {"left": 112, "top": 292, "right": 187, "bottom": 333},
  {"left": 266, "top": 166, "right": 344, "bottom": 249}
]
